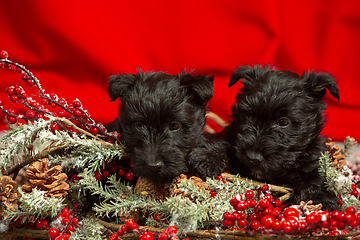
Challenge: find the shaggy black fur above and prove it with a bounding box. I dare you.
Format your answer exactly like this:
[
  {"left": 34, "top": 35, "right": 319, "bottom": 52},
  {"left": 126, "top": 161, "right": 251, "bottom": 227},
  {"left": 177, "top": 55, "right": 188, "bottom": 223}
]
[
  {"left": 225, "top": 65, "right": 340, "bottom": 210},
  {"left": 107, "top": 70, "right": 226, "bottom": 184}
]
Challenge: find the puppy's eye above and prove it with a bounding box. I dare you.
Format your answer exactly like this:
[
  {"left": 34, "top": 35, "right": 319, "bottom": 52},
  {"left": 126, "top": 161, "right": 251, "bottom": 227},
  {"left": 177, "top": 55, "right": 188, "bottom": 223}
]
[
  {"left": 278, "top": 118, "right": 290, "bottom": 127},
  {"left": 169, "top": 121, "right": 181, "bottom": 131}
]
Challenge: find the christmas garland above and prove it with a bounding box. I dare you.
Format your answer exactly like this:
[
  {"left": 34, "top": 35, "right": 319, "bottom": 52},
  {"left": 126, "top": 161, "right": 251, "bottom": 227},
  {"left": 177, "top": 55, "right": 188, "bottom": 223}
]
[{"left": 1, "top": 50, "right": 360, "bottom": 240}]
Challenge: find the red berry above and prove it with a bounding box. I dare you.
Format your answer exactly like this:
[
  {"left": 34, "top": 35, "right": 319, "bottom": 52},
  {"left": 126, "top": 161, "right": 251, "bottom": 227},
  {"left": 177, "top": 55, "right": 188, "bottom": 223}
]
[
  {"left": 247, "top": 199, "right": 256, "bottom": 208},
  {"left": 73, "top": 100, "right": 82, "bottom": 108},
  {"left": 63, "top": 211, "right": 71, "bottom": 218},
  {"left": 283, "top": 207, "right": 300, "bottom": 218},
  {"left": 352, "top": 189, "right": 359, "bottom": 197},
  {"left": 109, "top": 233, "right": 118, "bottom": 239},
  {"left": 352, "top": 184, "right": 357, "bottom": 190},
  {"left": 249, "top": 220, "right": 261, "bottom": 230},
  {"left": 27, "top": 79, "right": 35, "bottom": 87},
  {"left": 6, "top": 86, "right": 15, "bottom": 95},
  {"left": 139, "top": 231, "right": 154, "bottom": 240},
  {"left": 305, "top": 214, "right": 318, "bottom": 225},
  {"left": 74, "top": 109, "right": 82, "bottom": 118},
  {"left": 125, "top": 171, "right": 135, "bottom": 180},
  {"left": 48, "top": 228, "right": 59, "bottom": 238},
  {"left": 261, "top": 215, "right": 275, "bottom": 229},
  {"left": 62, "top": 217, "right": 70, "bottom": 225},
  {"left": 258, "top": 199, "right": 270, "bottom": 209},
  {"left": 10, "top": 94, "right": 18, "bottom": 103},
  {"left": 71, "top": 174, "right": 80, "bottom": 182},
  {"left": 321, "top": 220, "right": 330, "bottom": 228},
  {"left": 120, "top": 225, "right": 128, "bottom": 234},
  {"left": 117, "top": 229, "right": 124, "bottom": 236},
  {"left": 166, "top": 226, "right": 177, "bottom": 236},
  {"left": 215, "top": 175, "right": 223, "bottom": 181},
  {"left": 67, "top": 225, "right": 75, "bottom": 232},
  {"left": 223, "top": 219, "right": 235, "bottom": 228},
  {"left": 282, "top": 220, "right": 293, "bottom": 233},
  {"left": 0, "top": 50, "right": 8, "bottom": 59},
  {"left": 50, "top": 122, "right": 60, "bottom": 133},
  {"left": 21, "top": 92, "right": 28, "bottom": 99},
  {"left": 41, "top": 220, "right": 49, "bottom": 229},
  {"left": 235, "top": 201, "right": 249, "bottom": 211},
  {"left": 261, "top": 184, "right": 270, "bottom": 192},
  {"left": 41, "top": 98, "right": 49, "bottom": 105},
  {"left": 337, "top": 198, "right": 342, "bottom": 206},
  {"left": 26, "top": 110, "right": 36, "bottom": 118},
  {"left": 158, "top": 233, "right": 169, "bottom": 240},
  {"left": 229, "top": 198, "right": 239, "bottom": 207},
  {"left": 245, "top": 190, "right": 255, "bottom": 199},
  {"left": 232, "top": 212, "right": 242, "bottom": 221},
  {"left": 346, "top": 206, "right": 356, "bottom": 216},
  {"left": 7, "top": 116, "right": 17, "bottom": 124},
  {"left": 55, "top": 236, "right": 66, "bottom": 240},
  {"left": 223, "top": 212, "right": 233, "bottom": 221},
  {"left": 9, "top": 64, "right": 17, "bottom": 72},
  {"left": 14, "top": 86, "right": 23, "bottom": 94},
  {"left": 57, "top": 109, "right": 66, "bottom": 118},
  {"left": 285, "top": 216, "right": 299, "bottom": 231},
  {"left": 58, "top": 98, "right": 67, "bottom": 105},
  {"left": 271, "top": 220, "right": 282, "bottom": 231},
  {"left": 125, "top": 219, "right": 138, "bottom": 231},
  {"left": 348, "top": 219, "right": 358, "bottom": 228},
  {"left": 102, "top": 169, "right": 111, "bottom": 178},
  {"left": 63, "top": 233, "right": 70, "bottom": 240},
  {"left": 272, "top": 199, "right": 281, "bottom": 207},
  {"left": 90, "top": 127, "right": 99, "bottom": 135},
  {"left": 61, "top": 207, "right": 69, "bottom": 214},
  {"left": 36, "top": 220, "right": 43, "bottom": 229},
  {"left": 117, "top": 169, "right": 126, "bottom": 176},
  {"left": 237, "top": 219, "right": 247, "bottom": 228},
  {"left": 94, "top": 172, "right": 103, "bottom": 181},
  {"left": 264, "top": 194, "right": 273, "bottom": 202},
  {"left": 210, "top": 190, "right": 217, "bottom": 198}
]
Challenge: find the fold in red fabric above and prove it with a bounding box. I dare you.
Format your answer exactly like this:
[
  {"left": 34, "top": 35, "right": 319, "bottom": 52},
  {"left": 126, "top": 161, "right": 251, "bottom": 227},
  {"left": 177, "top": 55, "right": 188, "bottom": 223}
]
[{"left": 0, "top": 1, "right": 359, "bottom": 141}]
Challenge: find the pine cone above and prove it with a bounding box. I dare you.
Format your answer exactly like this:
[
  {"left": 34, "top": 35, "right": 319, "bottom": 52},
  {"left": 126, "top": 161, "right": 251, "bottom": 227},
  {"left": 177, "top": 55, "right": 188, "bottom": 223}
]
[
  {"left": 134, "top": 176, "right": 170, "bottom": 201},
  {"left": 22, "top": 158, "right": 69, "bottom": 198},
  {"left": 325, "top": 138, "right": 346, "bottom": 170},
  {"left": 0, "top": 176, "right": 21, "bottom": 221},
  {"left": 291, "top": 200, "right": 322, "bottom": 219},
  {"left": 170, "top": 174, "right": 209, "bottom": 202}
]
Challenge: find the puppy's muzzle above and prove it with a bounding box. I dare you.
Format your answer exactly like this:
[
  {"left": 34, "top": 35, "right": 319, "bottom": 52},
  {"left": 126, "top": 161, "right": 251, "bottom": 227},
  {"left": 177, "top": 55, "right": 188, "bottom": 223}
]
[
  {"left": 146, "top": 161, "right": 164, "bottom": 170},
  {"left": 245, "top": 150, "right": 264, "bottom": 162}
]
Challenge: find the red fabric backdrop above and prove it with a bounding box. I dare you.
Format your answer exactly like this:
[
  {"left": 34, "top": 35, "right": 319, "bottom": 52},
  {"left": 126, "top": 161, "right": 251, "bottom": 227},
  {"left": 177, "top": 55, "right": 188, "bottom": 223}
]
[{"left": 0, "top": 1, "right": 359, "bottom": 141}]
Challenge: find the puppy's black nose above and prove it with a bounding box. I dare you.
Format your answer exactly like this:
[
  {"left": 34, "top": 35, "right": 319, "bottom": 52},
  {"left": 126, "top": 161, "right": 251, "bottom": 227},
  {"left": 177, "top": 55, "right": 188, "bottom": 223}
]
[
  {"left": 245, "top": 150, "right": 264, "bottom": 162},
  {"left": 147, "top": 161, "right": 164, "bottom": 170}
]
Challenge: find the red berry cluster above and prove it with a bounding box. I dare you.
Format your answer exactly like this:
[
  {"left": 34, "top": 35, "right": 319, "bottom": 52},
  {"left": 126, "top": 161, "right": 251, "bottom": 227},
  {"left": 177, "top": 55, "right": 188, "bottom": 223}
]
[
  {"left": 94, "top": 158, "right": 135, "bottom": 181},
  {"left": 108, "top": 219, "right": 139, "bottom": 240},
  {"left": 0, "top": 50, "right": 117, "bottom": 142},
  {"left": 223, "top": 189, "right": 360, "bottom": 236},
  {"left": 108, "top": 219, "right": 190, "bottom": 240},
  {"left": 47, "top": 206, "right": 80, "bottom": 240}
]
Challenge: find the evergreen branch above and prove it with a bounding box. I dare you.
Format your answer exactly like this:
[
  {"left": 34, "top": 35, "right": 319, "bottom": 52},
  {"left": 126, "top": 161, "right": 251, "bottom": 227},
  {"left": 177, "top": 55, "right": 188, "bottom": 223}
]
[
  {"left": 342, "top": 136, "right": 358, "bottom": 157},
  {"left": 69, "top": 216, "right": 107, "bottom": 240},
  {"left": 5, "top": 188, "right": 65, "bottom": 223}
]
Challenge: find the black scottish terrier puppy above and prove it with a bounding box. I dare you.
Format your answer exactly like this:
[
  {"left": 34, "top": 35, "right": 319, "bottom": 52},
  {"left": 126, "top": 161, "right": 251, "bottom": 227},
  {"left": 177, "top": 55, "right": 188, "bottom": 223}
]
[
  {"left": 225, "top": 65, "right": 340, "bottom": 210},
  {"left": 107, "top": 70, "right": 226, "bottom": 184}
]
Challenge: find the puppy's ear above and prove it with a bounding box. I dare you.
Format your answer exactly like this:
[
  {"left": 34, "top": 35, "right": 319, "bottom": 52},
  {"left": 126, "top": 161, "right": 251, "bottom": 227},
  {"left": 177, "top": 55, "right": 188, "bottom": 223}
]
[
  {"left": 108, "top": 74, "right": 136, "bottom": 101},
  {"left": 302, "top": 71, "right": 340, "bottom": 100},
  {"left": 180, "top": 73, "right": 214, "bottom": 103},
  {"left": 228, "top": 65, "right": 271, "bottom": 87}
]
